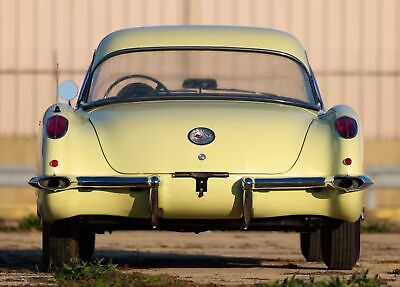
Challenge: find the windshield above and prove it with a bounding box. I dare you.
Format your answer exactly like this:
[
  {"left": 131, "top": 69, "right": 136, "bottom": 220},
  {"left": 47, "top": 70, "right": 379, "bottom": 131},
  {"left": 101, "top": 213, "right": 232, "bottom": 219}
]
[{"left": 87, "top": 49, "right": 316, "bottom": 106}]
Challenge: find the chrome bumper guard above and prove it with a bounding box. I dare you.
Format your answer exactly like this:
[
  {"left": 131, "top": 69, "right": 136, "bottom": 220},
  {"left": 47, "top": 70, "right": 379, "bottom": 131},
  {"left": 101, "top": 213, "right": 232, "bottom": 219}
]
[
  {"left": 77, "top": 176, "right": 162, "bottom": 228},
  {"left": 75, "top": 176, "right": 162, "bottom": 229},
  {"left": 240, "top": 175, "right": 373, "bottom": 229}
]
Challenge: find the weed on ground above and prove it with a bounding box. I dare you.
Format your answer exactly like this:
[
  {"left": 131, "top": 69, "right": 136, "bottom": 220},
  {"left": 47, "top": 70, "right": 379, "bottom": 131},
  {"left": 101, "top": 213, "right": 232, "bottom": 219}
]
[
  {"left": 255, "top": 271, "right": 386, "bottom": 287},
  {"left": 54, "top": 259, "right": 202, "bottom": 287},
  {"left": 54, "top": 260, "right": 386, "bottom": 287},
  {"left": 54, "top": 259, "right": 117, "bottom": 281}
]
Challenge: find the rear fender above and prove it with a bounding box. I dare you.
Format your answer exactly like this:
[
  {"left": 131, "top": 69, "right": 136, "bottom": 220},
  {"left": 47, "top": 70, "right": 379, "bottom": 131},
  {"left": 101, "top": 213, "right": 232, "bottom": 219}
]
[
  {"left": 39, "top": 104, "right": 114, "bottom": 177},
  {"left": 293, "top": 105, "right": 363, "bottom": 176},
  {"left": 323, "top": 105, "right": 363, "bottom": 176}
]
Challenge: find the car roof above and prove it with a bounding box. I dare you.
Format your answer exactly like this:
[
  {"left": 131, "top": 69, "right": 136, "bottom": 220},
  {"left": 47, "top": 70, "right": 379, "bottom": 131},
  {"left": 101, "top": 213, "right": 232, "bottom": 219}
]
[{"left": 93, "top": 26, "right": 310, "bottom": 71}]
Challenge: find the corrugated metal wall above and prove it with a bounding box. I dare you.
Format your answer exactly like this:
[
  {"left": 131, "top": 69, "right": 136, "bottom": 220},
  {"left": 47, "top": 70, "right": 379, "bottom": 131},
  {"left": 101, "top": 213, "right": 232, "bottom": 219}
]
[{"left": 0, "top": 0, "right": 399, "bottom": 139}]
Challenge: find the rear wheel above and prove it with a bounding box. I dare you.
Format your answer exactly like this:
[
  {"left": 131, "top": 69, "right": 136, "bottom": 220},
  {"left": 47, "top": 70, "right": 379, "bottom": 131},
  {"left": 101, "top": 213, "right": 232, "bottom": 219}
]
[
  {"left": 321, "top": 219, "right": 360, "bottom": 270},
  {"left": 79, "top": 232, "right": 96, "bottom": 261},
  {"left": 42, "top": 221, "right": 80, "bottom": 269},
  {"left": 300, "top": 230, "right": 322, "bottom": 262}
]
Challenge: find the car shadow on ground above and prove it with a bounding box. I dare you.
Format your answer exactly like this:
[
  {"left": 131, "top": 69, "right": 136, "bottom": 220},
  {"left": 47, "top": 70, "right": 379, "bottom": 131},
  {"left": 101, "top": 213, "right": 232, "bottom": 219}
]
[
  {"left": 95, "top": 249, "right": 325, "bottom": 270},
  {"left": 0, "top": 249, "right": 42, "bottom": 272},
  {"left": 0, "top": 248, "right": 325, "bottom": 272}
]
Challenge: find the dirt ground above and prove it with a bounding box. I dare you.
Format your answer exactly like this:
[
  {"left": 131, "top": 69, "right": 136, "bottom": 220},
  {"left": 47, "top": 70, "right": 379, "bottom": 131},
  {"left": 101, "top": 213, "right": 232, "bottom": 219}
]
[{"left": 0, "top": 230, "right": 399, "bottom": 286}]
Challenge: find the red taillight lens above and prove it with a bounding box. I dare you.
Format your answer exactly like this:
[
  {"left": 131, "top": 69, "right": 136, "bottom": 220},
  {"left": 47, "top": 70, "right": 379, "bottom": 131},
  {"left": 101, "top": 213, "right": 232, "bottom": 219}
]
[
  {"left": 49, "top": 159, "right": 59, "bottom": 167},
  {"left": 343, "top": 158, "right": 352, "bottom": 165},
  {"left": 335, "top": 116, "right": 358, "bottom": 139},
  {"left": 46, "top": 115, "right": 68, "bottom": 139}
]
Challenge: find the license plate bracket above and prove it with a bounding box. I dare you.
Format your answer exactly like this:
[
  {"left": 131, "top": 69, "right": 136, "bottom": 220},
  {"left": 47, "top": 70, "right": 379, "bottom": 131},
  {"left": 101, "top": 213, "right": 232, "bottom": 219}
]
[{"left": 172, "top": 172, "right": 229, "bottom": 197}]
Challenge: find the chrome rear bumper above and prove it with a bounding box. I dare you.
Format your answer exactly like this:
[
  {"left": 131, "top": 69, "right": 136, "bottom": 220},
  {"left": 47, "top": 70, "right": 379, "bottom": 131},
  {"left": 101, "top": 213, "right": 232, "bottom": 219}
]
[
  {"left": 29, "top": 174, "right": 373, "bottom": 192},
  {"left": 29, "top": 175, "right": 160, "bottom": 191},
  {"left": 31, "top": 174, "right": 372, "bottom": 230},
  {"left": 241, "top": 175, "right": 373, "bottom": 192}
]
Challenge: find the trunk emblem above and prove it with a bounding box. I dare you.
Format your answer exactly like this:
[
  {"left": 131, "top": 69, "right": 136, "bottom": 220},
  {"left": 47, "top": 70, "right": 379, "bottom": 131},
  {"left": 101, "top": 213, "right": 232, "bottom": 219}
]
[{"left": 188, "top": 127, "right": 215, "bottom": 145}]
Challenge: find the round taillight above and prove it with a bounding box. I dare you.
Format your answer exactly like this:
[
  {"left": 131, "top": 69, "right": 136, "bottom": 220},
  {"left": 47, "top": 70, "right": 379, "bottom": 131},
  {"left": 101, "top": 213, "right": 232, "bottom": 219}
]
[
  {"left": 46, "top": 115, "right": 68, "bottom": 139},
  {"left": 335, "top": 116, "right": 358, "bottom": 139}
]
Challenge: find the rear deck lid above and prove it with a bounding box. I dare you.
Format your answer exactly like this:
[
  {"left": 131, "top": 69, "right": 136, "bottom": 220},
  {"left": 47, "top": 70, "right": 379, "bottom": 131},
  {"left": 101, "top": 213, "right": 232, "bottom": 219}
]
[{"left": 89, "top": 100, "right": 315, "bottom": 174}]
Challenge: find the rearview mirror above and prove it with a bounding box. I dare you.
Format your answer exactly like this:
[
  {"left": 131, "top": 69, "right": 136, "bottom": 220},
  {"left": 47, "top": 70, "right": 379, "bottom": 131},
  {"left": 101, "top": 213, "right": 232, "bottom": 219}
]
[
  {"left": 58, "top": 80, "right": 78, "bottom": 101},
  {"left": 183, "top": 78, "right": 217, "bottom": 90}
]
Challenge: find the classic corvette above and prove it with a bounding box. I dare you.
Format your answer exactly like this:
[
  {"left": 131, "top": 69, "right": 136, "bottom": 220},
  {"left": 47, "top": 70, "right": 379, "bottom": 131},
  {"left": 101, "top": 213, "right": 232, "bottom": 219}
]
[{"left": 29, "top": 26, "right": 373, "bottom": 270}]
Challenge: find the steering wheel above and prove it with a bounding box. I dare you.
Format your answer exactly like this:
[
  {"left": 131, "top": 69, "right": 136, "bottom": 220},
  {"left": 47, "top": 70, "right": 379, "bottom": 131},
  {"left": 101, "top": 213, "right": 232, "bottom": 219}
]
[{"left": 104, "top": 74, "right": 170, "bottom": 99}]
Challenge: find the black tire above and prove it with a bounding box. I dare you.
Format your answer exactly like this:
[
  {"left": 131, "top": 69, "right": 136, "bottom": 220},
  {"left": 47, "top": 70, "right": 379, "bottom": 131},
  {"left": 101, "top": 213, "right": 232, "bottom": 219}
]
[
  {"left": 321, "top": 219, "right": 360, "bottom": 270},
  {"left": 79, "top": 232, "right": 95, "bottom": 261},
  {"left": 42, "top": 221, "right": 80, "bottom": 269},
  {"left": 300, "top": 229, "right": 322, "bottom": 262}
]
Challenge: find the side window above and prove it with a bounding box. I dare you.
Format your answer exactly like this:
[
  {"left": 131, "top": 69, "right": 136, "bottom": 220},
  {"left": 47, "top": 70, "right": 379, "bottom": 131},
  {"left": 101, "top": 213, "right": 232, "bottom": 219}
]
[
  {"left": 78, "top": 51, "right": 96, "bottom": 107},
  {"left": 310, "top": 68, "right": 324, "bottom": 110}
]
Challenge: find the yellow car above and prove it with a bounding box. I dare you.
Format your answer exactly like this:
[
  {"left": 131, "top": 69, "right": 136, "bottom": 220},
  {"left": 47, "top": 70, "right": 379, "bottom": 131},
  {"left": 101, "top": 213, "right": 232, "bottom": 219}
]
[{"left": 30, "top": 26, "right": 372, "bottom": 270}]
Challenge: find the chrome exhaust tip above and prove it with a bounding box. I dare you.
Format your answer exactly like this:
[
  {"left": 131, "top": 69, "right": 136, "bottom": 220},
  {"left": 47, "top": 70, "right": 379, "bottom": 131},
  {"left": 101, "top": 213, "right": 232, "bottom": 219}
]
[
  {"left": 332, "top": 175, "right": 373, "bottom": 191},
  {"left": 29, "top": 176, "right": 71, "bottom": 190}
]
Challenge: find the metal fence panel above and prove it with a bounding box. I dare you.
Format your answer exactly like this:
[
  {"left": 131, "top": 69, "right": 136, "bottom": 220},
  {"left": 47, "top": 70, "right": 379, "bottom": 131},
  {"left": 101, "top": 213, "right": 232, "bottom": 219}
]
[{"left": 0, "top": 0, "right": 399, "bottom": 139}]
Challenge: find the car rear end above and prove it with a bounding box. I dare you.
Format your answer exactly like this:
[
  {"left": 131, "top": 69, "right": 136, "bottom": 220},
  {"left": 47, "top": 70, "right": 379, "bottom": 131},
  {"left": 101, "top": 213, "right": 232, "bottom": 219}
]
[{"left": 30, "top": 26, "right": 372, "bottom": 270}]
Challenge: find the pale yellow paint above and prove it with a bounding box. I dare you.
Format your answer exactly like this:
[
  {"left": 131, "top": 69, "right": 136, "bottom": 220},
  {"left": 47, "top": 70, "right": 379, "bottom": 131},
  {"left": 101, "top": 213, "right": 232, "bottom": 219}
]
[
  {"left": 34, "top": 28, "right": 368, "bottom": 224},
  {"left": 94, "top": 26, "right": 310, "bottom": 70},
  {"left": 38, "top": 176, "right": 364, "bottom": 223},
  {"left": 1, "top": 137, "right": 397, "bottom": 166},
  {"left": 89, "top": 101, "right": 316, "bottom": 174},
  {"left": 37, "top": 100, "right": 366, "bottom": 223},
  {"left": 38, "top": 187, "right": 363, "bottom": 225}
]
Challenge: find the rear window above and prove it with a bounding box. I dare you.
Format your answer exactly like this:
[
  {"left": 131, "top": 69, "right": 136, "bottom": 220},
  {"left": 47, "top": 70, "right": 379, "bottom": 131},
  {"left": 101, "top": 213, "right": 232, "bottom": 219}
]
[{"left": 88, "top": 49, "right": 315, "bottom": 105}]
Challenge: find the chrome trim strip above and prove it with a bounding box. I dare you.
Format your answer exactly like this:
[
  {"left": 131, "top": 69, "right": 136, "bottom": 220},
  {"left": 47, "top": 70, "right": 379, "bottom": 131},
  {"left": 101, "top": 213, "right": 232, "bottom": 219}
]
[
  {"left": 29, "top": 175, "right": 160, "bottom": 191},
  {"left": 242, "top": 177, "right": 326, "bottom": 190},
  {"left": 241, "top": 175, "right": 373, "bottom": 192},
  {"left": 255, "top": 177, "right": 326, "bottom": 188},
  {"left": 77, "top": 176, "right": 160, "bottom": 188},
  {"left": 81, "top": 94, "right": 320, "bottom": 111}
]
